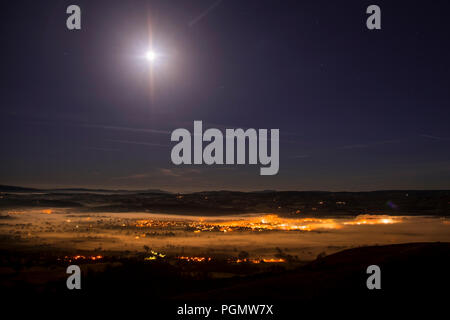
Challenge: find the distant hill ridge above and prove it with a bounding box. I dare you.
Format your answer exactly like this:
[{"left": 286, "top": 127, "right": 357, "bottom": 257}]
[{"left": 0, "top": 185, "right": 169, "bottom": 194}]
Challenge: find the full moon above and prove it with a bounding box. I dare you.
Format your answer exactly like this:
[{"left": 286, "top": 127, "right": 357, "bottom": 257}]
[{"left": 145, "top": 50, "right": 157, "bottom": 62}]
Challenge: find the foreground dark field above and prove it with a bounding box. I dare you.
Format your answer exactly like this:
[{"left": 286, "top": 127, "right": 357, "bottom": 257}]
[{"left": 2, "top": 242, "right": 449, "bottom": 312}]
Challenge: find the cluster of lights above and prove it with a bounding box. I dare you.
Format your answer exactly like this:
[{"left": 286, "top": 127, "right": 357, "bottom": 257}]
[
  {"left": 177, "top": 256, "right": 212, "bottom": 262},
  {"left": 186, "top": 214, "right": 408, "bottom": 233},
  {"left": 234, "top": 258, "right": 286, "bottom": 264},
  {"left": 175, "top": 256, "right": 286, "bottom": 264},
  {"left": 190, "top": 215, "right": 340, "bottom": 233},
  {"left": 62, "top": 255, "right": 103, "bottom": 262},
  {"left": 343, "top": 215, "right": 400, "bottom": 225},
  {"left": 135, "top": 220, "right": 182, "bottom": 228},
  {"left": 144, "top": 250, "right": 166, "bottom": 261}
]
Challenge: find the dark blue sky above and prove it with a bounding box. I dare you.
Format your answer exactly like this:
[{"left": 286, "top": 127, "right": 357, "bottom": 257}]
[{"left": 1, "top": 0, "right": 449, "bottom": 192}]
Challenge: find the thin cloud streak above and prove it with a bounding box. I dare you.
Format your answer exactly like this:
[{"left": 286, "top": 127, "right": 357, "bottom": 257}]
[
  {"left": 189, "top": 0, "right": 223, "bottom": 27},
  {"left": 107, "top": 139, "right": 168, "bottom": 148},
  {"left": 81, "top": 123, "right": 171, "bottom": 135},
  {"left": 419, "top": 134, "right": 449, "bottom": 141},
  {"left": 84, "top": 146, "right": 122, "bottom": 152}
]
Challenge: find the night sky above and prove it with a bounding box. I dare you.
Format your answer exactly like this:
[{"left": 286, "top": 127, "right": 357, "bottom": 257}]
[{"left": 1, "top": 0, "right": 449, "bottom": 192}]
